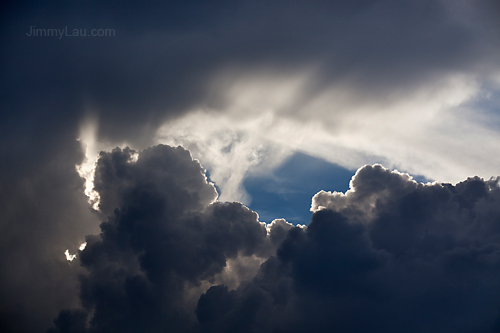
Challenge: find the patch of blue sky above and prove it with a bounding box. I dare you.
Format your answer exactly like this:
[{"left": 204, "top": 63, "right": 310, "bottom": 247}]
[
  {"left": 207, "top": 153, "right": 435, "bottom": 225},
  {"left": 412, "top": 174, "right": 434, "bottom": 184},
  {"left": 243, "top": 152, "right": 356, "bottom": 225}
]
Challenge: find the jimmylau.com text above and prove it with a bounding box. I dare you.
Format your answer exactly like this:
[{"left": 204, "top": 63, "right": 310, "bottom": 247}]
[{"left": 26, "top": 26, "right": 115, "bottom": 39}]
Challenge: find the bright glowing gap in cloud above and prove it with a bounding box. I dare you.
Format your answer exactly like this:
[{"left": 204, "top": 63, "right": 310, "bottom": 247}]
[
  {"left": 64, "top": 242, "right": 87, "bottom": 261},
  {"left": 64, "top": 250, "right": 76, "bottom": 261},
  {"left": 76, "top": 117, "right": 101, "bottom": 211},
  {"left": 157, "top": 68, "right": 500, "bottom": 207}
]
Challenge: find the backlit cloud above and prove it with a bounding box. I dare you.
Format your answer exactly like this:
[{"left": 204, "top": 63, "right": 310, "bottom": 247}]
[
  {"left": 2, "top": 1, "right": 500, "bottom": 332},
  {"left": 48, "top": 146, "right": 500, "bottom": 332}
]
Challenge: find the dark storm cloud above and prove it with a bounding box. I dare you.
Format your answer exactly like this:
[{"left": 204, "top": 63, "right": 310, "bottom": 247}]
[
  {"left": 1, "top": 1, "right": 500, "bottom": 332},
  {"left": 197, "top": 165, "right": 500, "bottom": 332},
  {"left": 48, "top": 145, "right": 291, "bottom": 332},
  {"left": 46, "top": 152, "right": 500, "bottom": 332},
  {"left": 2, "top": 0, "right": 499, "bottom": 146}
]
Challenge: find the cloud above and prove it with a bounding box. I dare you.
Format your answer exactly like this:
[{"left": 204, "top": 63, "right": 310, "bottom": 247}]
[
  {"left": 48, "top": 147, "right": 500, "bottom": 332},
  {"left": 0, "top": 139, "right": 100, "bottom": 332},
  {"left": 197, "top": 164, "right": 500, "bottom": 332},
  {"left": 156, "top": 65, "right": 500, "bottom": 204},
  {"left": 48, "top": 145, "right": 293, "bottom": 332},
  {"left": 2, "top": 0, "right": 499, "bottom": 207},
  {"left": 1, "top": 1, "right": 500, "bottom": 332},
  {"left": 4, "top": 1, "right": 499, "bottom": 202}
]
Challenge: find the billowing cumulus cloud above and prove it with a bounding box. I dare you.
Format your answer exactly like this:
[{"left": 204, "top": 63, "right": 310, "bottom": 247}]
[
  {"left": 197, "top": 165, "right": 500, "bottom": 333},
  {"left": 48, "top": 145, "right": 293, "bottom": 332},
  {"left": 46, "top": 147, "right": 500, "bottom": 332}
]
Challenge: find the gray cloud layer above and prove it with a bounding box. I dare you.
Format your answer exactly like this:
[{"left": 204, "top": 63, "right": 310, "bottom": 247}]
[{"left": 3, "top": 0, "right": 499, "bottom": 147}]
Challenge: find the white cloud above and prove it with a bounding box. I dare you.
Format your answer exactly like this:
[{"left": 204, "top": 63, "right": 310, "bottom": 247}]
[{"left": 156, "top": 67, "right": 500, "bottom": 203}]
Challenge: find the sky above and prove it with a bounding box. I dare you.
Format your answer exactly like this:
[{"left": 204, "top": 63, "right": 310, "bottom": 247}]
[{"left": 1, "top": 0, "right": 500, "bottom": 332}]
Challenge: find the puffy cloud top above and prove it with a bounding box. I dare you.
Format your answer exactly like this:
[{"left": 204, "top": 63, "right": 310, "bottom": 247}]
[
  {"left": 48, "top": 148, "right": 500, "bottom": 333},
  {"left": 49, "top": 145, "right": 291, "bottom": 332},
  {"left": 197, "top": 165, "right": 500, "bottom": 333}
]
